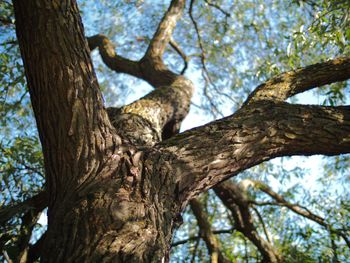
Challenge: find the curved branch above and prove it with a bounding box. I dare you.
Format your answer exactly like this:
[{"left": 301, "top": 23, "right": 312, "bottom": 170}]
[
  {"left": 87, "top": 35, "right": 142, "bottom": 79},
  {"left": 87, "top": 2, "right": 193, "bottom": 146},
  {"left": 204, "top": 0, "right": 230, "bottom": 17},
  {"left": 169, "top": 38, "right": 188, "bottom": 74},
  {"left": 156, "top": 101, "right": 350, "bottom": 204},
  {"left": 190, "top": 198, "right": 231, "bottom": 263},
  {"left": 214, "top": 182, "right": 281, "bottom": 262},
  {"left": 244, "top": 57, "right": 350, "bottom": 105},
  {"left": 145, "top": 0, "right": 186, "bottom": 60},
  {"left": 107, "top": 75, "right": 194, "bottom": 145}
]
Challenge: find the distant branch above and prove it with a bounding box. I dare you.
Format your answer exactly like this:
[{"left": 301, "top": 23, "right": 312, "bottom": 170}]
[
  {"left": 244, "top": 57, "right": 350, "bottom": 105},
  {"left": 172, "top": 228, "right": 235, "bottom": 247},
  {"left": 0, "top": 191, "right": 47, "bottom": 226},
  {"left": 190, "top": 198, "right": 231, "bottom": 263},
  {"left": 189, "top": 0, "right": 211, "bottom": 80},
  {"left": 249, "top": 180, "right": 325, "bottom": 225},
  {"left": 204, "top": 0, "right": 230, "bottom": 17},
  {"left": 0, "top": 16, "right": 13, "bottom": 26},
  {"left": 189, "top": 0, "right": 223, "bottom": 117},
  {"left": 250, "top": 206, "right": 272, "bottom": 243},
  {"left": 145, "top": 0, "right": 186, "bottom": 59},
  {"left": 189, "top": 0, "right": 206, "bottom": 68},
  {"left": 247, "top": 179, "right": 350, "bottom": 249},
  {"left": 214, "top": 181, "right": 281, "bottom": 262}
]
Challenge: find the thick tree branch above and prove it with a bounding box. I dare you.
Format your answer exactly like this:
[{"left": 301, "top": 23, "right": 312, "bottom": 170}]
[
  {"left": 85, "top": 2, "right": 193, "bottom": 146},
  {"left": 156, "top": 101, "right": 350, "bottom": 205},
  {"left": 145, "top": 0, "right": 186, "bottom": 60},
  {"left": 214, "top": 182, "right": 281, "bottom": 262},
  {"left": 101, "top": 0, "right": 194, "bottom": 145},
  {"left": 86, "top": 33, "right": 193, "bottom": 145},
  {"left": 190, "top": 198, "right": 231, "bottom": 263},
  {"left": 107, "top": 75, "right": 194, "bottom": 145},
  {"left": 244, "top": 57, "right": 350, "bottom": 105}
]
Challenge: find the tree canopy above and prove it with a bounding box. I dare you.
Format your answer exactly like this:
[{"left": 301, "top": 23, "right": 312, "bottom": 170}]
[{"left": 1, "top": 0, "right": 350, "bottom": 262}]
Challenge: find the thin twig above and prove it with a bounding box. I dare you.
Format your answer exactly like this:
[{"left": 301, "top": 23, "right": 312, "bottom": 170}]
[
  {"left": 204, "top": 0, "right": 230, "bottom": 17},
  {"left": 189, "top": 0, "right": 225, "bottom": 118},
  {"left": 251, "top": 206, "right": 272, "bottom": 244},
  {"left": 169, "top": 38, "right": 188, "bottom": 74},
  {"left": 172, "top": 228, "right": 235, "bottom": 247}
]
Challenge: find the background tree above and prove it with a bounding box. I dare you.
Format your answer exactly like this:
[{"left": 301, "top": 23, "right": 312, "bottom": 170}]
[{"left": 0, "top": 0, "right": 350, "bottom": 262}]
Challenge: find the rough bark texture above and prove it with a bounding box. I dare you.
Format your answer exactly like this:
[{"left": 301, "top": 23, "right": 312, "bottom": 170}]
[
  {"left": 13, "top": 0, "right": 183, "bottom": 261},
  {"left": 244, "top": 57, "right": 350, "bottom": 105},
  {"left": 158, "top": 101, "right": 350, "bottom": 206},
  {"left": 12, "top": 0, "right": 350, "bottom": 262}
]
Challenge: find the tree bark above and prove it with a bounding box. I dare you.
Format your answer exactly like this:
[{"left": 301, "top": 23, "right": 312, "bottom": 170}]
[
  {"left": 12, "top": 0, "right": 350, "bottom": 262},
  {"left": 13, "top": 1, "right": 182, "bottom": 261}
]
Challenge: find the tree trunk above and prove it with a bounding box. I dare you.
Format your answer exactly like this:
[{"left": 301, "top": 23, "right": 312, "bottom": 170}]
[
  {"left": 41, "top": 150, "right": 180, "bottom": 262},
  {"left": 13, "top": 1, "right": 181, "bottom": 261}
]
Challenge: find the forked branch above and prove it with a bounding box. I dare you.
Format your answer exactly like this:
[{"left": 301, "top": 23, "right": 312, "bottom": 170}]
[{"left": 157, "top": 101, "right": 350, "bottom": 204}]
